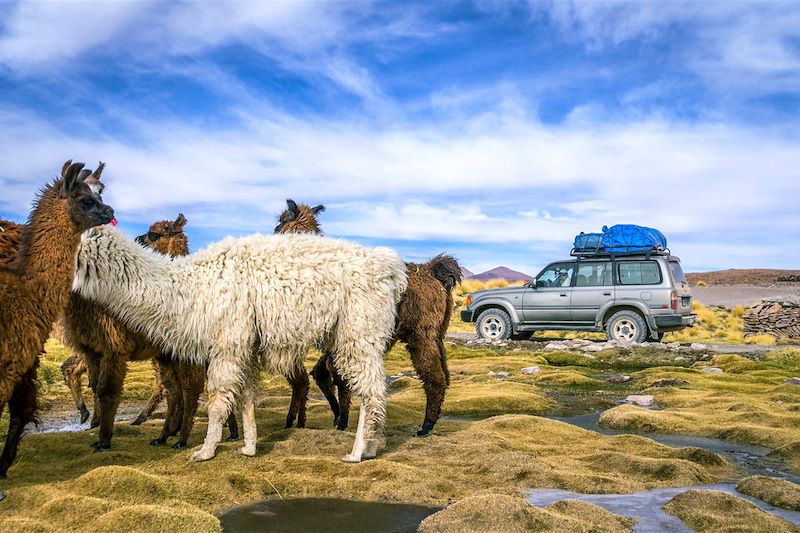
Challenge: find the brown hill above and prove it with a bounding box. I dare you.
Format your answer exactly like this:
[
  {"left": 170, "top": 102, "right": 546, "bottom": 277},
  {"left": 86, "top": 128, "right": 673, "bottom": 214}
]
[
  {"left": 469, "top": 266, "right": 532, "bottom": 282},
  {"left": 687, "top": 269, "right": 800, "bottom": 285}
]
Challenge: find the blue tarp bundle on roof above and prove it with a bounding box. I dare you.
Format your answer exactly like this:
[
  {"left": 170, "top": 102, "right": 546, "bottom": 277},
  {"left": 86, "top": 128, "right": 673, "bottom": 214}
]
[{"left": 573, "top": 224, "right": 667, "bottom": 255}]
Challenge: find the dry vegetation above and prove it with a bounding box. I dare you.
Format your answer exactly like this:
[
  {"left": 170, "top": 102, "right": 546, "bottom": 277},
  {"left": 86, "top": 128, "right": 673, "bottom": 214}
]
[{"left": 1, "top": 333, "right": 799, "bottom": 531}]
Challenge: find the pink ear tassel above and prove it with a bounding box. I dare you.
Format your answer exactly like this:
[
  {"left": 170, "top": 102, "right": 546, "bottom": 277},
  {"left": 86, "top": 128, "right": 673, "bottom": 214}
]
[{"left": 110, "top": 218, "right": 118, "bottom": 227}]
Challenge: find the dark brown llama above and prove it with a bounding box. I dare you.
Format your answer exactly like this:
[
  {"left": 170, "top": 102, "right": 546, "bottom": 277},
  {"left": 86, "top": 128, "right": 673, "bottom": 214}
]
[
  {"left": 0, "top": 161, "right": 115, "bottom": 479},
  {"left": 275, "top": 199, "right": 462, "bottom": 436},
  {"left": 59, "top": 213, "right": 237, "bottom": 451}
]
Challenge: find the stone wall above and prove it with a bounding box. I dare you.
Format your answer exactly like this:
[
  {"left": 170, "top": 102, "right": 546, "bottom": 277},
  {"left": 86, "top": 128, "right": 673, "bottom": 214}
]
[{"left": 744, "top": 299, "right": 800, "bottom": 338}]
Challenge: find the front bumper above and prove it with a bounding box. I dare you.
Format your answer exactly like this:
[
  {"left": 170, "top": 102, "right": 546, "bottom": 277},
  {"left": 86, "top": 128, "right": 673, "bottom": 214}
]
[
  {"left": 655, "top": 314, "right": 697, "bottom": 330},
  {"left": 460, "top": 310, "right": 474, "bottom": 323}
]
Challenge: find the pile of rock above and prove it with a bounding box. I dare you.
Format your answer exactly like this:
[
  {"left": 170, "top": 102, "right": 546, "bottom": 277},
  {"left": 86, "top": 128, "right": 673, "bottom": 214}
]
[{"left": 744, "top": 299, "right": 800, "bottom": 339}]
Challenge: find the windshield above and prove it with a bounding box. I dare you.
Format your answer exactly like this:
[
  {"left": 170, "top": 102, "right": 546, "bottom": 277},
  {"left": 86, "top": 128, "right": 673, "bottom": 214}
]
[{"left": 669, "top": 261, "right": 687, "bottom": 284}]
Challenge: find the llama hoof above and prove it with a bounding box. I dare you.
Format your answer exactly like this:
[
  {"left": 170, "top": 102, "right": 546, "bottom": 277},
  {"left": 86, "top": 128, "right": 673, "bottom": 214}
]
[
  {"left": 149, "top": 438, "right": 166, "bottom": 446},
  {"left": 225, "top": 435, "right": 240, "bottom": 442},
  {"left": 92, "top": 444, "right": 111, "bottom": 453},
  {"left": 171, "top": 441, "right": 188, "bottom": 450},
  {"left": 416, "top": 420, "right": 435, "bottom": 437},
  {"left": 341, "top": 453, "right": 362, "bottom": 463},
  {"left": 130, "top": 415, "right": 147, "bottom": 426},
  {"left": 0, "top": 490, "right": 6, "bottom": 502},
  {"left": 189, "top": 449, "right": 215, "bottom": 462},
  {"left": 80, "top": 407, "right": 90, "bottom": 424},
  {"left": 236, "top": 445, "right": 256, "bottom": 457}
]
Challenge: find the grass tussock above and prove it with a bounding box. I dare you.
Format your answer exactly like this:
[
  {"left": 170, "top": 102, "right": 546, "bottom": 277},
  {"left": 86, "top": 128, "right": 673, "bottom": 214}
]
[
  {"left": 418, "top": 494, "right": 634, "bottom": 533},
  {"left": 663, "top": 489, "right": 799, "bottom": 532},
  {"left": 736, "top": 476, "right": 800, "bottom": 511}
]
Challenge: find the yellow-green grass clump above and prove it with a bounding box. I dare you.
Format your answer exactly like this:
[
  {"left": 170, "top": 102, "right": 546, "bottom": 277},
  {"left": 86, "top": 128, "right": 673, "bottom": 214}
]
[
  {"left": 418, "top": 494, "right": 634, "bottom": 533},
  {"left": 599, "top": 351, "right": 800, "bottom": 472},
  {"left": 736, "top": 475, "right": 800, "bottom": 511},
  {"left": 662, "top": 490, "right": 799, "bottom": 533}
]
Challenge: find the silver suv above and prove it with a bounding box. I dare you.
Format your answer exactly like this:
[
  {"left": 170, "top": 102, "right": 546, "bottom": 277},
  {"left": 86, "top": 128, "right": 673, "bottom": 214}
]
[{"left": 461, "top": 253, "right": 696, "bottom": 343}]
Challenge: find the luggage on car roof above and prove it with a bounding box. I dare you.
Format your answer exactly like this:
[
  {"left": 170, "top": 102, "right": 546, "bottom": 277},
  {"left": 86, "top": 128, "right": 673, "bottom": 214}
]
[{"left": 573, "top": 224, "right": 667, "bottom": 255}]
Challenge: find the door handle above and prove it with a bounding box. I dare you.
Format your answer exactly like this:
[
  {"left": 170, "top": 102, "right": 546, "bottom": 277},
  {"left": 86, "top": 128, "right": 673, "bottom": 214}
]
[
  {"left": 603, "top": 292, "right": 611, "bottom": 296},
  {"left": 560, "top": 293, "right": 567, "bottom": 297}
]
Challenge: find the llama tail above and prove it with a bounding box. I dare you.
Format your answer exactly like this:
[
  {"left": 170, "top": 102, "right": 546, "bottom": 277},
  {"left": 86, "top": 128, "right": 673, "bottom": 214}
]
[
  {"left": 427, "top": 254, "right": 463, "bottom": 293},
  {"left": 374, "top": 246, "right": 408, "bottom": 305}
]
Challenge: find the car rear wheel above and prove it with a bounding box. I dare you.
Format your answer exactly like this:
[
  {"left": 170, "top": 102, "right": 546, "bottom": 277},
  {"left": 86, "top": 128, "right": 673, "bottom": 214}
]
[
  {"left": 606, "top": 310, "right": 647, "bottom": 344},
  {"left": 476, "top": 309, "right": 512, "bottom": 341}
]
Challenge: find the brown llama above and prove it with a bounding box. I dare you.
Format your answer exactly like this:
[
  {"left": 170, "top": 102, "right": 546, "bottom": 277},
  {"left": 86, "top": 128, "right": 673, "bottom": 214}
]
[
  {"left": 0, "top": 161, "right": 115, "bottom": 479},
  {"left": 59, "top": 213, "right": 237, "bottom": 452},
  {"left": 275, "top": 199, "right": 462, "bottom": 436}
]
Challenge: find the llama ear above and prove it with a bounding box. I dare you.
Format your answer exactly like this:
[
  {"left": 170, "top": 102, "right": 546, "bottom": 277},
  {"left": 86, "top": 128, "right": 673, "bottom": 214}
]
[
  {"left": 175, "top": 213, "right": 187, "bottom": 229},
  {"left": 92, "top": 161, "right": 106, "bottom": 180},
  {"left": 61, "top": 162, "right": 86, "bottom": 197},
  {"left": 61, "top": 159, "right": 73, "bottom": 177},
  {"left": 286, "top": 199, "right": 298, "bottom": 213},
  {"left": 311, "top": 204, "right": 325, "bottom": 215},
  {"left": 78, "top": 169, "right": 92, "bottom": 181}
]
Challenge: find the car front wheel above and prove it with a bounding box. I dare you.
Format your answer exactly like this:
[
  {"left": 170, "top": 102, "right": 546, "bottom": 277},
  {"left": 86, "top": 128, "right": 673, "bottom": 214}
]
[
  {"left": 606, "top": 310, "right": 647, "bottom": 344},
  {"left": 476, "top": 309, "right": 512, "bottom": 341}
]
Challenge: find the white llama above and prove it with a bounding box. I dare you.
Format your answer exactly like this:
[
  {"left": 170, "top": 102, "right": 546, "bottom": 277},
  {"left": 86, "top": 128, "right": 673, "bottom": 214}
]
[{"left": 72, "top": 226, "right": 407, "bottom": 463}]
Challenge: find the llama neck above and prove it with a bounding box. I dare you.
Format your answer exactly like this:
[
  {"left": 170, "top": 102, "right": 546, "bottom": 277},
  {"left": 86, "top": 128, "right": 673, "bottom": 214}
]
[{"left": 15, "top": 187, "right": 81, "bottom": 310}]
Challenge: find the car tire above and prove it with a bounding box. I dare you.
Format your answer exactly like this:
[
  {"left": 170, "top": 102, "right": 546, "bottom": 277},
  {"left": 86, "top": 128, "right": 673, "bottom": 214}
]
[
  {"left": 476, "top": 309, "right": 512, "bottom": 341},
  {"left": 510, "top": 331, "right": 534, "bottom": 341},
  {"left": 606, "top": 310, "right": 648, "bottom": 344}
]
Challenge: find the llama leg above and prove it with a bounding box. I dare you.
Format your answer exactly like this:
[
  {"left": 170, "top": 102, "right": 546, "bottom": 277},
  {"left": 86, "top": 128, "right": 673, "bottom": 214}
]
[
  {"left": 84, "top": 351, "right": 102, "bottom": 429},
  {"left": 132, "top": 373, "right": 165, "bottom": 425},
  {"left": 225, "top": 412, "right": 240, "bottom": 441},
  {"left": 284, "top": 365, "right": 309, "bottom": 429},
  {"left": 61, "top": 354, "right": 90, "bottom": 424},
  {"left": 174, "top": 363, "right": 203, "bottom": 449},
  {"left": 311, "top": 354, "right": 340, "bottom": 426},
  {"left": 332, "top": 365, "right": 352, "bottom": 431},
  {"left": 92, "top": 353, "right": 126, "bottom": 452},
  {"left": 237, "top": 389, "right": 257, "bottom": 457},
  {"left": 151, "top": 357, "right": 180, "bottom": 445},
  {"left": 0, "top": 366, "right": 38, "bottom": 478},
  {"left": 407, "top": 334, "right": 448, "bottom": 437},
  {"left": 190, "top": 357, "right": 240, "bottom": 462},
  {"left": 333, "top": 332, "right": 387, "bottom": 463}
]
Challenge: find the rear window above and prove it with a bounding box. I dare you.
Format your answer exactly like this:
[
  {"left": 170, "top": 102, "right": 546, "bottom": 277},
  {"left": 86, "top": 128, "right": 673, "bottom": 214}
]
[
  {"left": 618, "top": 261, "right": 662, "bottom": 285},
  {"left": 669, "top": 261, "right": 687, "bottom": 284}
]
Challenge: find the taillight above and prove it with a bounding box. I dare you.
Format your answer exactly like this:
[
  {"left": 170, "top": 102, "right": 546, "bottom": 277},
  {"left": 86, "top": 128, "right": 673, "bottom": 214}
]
[
  {"left": 465, "top": 295, "right": 472, "bottom": 307},
  {"left": 670, "top": 290, "right": 678, "bottom": 310}
]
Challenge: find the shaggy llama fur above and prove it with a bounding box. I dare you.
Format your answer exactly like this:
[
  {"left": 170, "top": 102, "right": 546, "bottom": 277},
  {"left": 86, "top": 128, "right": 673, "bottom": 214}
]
[
  {"left": 275, "top": 199, "right": 462, "bottom": 436},
  {"left": 72, "top": 227, "right": 407, "bottom": 462},
  {"left": 0, "top": 161, "right": 114, "bottom": 478},
  {"left": 60, "top": 214, "right": 237, "bottom": 451}
]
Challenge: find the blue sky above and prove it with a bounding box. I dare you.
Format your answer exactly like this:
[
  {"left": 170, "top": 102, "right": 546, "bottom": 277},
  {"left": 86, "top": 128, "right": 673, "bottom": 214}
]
[{"left": 1, "top": 1, "right": 799, "bottom": 275}]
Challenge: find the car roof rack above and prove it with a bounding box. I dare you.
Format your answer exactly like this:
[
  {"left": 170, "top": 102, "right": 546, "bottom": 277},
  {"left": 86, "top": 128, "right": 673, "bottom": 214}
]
[{"left": 570, "top": 247, "right": 671, "bottom": 260}]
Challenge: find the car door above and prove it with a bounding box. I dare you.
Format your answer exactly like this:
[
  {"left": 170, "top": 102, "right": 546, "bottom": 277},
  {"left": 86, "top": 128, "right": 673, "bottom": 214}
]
[
  {"left": 570, "top": 260, "right": 614, "bottom": 324},
  {"left": 521, "top": 262, "right": 575, "bottom": 323}
]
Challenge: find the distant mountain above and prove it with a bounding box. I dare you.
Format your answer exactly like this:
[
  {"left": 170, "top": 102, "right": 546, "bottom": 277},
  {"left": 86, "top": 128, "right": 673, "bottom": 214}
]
[
  {"left": 460, "top": 266, "right": 475, "bottom": 279},
  {"left": 469, "top": 266, "right": 532, "bottom": 282}
]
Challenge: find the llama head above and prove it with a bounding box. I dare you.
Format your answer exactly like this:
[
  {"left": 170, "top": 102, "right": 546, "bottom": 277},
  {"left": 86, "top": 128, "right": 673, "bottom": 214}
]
[
  {"left": 274, "top": 198, "right": 325, "bottom": 234},
  {"left": 60, "top": 161, "right": 115, "bottom": 231},
  {"left": 134, "top": 213, "right": 189, "bottom": 257}
]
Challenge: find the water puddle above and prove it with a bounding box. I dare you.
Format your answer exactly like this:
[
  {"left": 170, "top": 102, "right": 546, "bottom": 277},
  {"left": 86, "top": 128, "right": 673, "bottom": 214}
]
[
  {"left": 527, "top": 483, "right": 800, "bottom": 533},
  {"left": 218, "top": 497, "right": 441, "bottom": 532}
]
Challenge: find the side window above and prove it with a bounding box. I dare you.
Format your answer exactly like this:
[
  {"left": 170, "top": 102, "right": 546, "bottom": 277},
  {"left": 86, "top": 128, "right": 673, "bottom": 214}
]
[
  {"left": 618, "top": 261, "right": 662, "bottom": 285},
  {"left": 575, "top": 262, "right": 612, "bottom": 287},
  {"left": 536, "top": 263, "right": 575, "bottom": 288}
]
